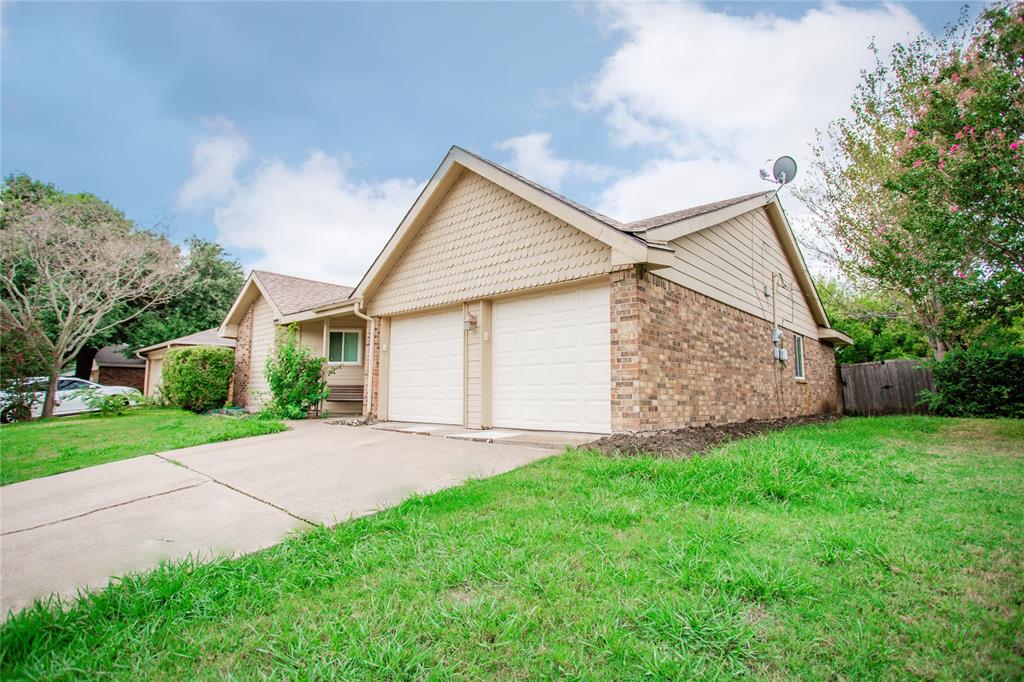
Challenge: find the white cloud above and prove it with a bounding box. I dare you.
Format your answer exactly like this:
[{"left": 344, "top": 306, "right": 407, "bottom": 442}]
[
  {"left": 599, "top": 157, "right": 754, "bottom": 221},
  {"left": 212, "top": 149, "right": 422, "bottom": 285},
  {"left": 496, "top": 131, "right": 610, "bottom": 190},
  {"left": 178, "top": 116, "right": 250, "bottom": 208},
  {"left": 587, "top": 3, "right": 924, "bottom": 222}
]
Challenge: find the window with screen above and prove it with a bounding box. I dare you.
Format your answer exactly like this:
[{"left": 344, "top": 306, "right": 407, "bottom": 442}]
[{"left": 328, "top": 330, "right": 361, "bottom": 365}]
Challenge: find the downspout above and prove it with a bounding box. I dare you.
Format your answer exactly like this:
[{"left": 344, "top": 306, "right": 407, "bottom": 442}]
[{"left": 352, "top": 301, "right": 376, "bottom": 418}]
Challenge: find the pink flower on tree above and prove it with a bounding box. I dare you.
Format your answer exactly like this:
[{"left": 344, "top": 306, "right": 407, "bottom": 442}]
[
  {"left": 949, "top": 204, "right": 959, "bottom": 213},
  {"left": 1011, "top": 141, "right": 1021, "bottom": 151},
  {"left": 913, "top": 159, "right": 924, "bottom": 169},
  {"left": 938, "top": 160, "right": 946, "bottom": 171},
  {"left": 907, "top": 128, "right": 918, "bottom": 138},
  {"left": 955, "top": 131, "right": 964, "bottom": 139},
  {"left": 948, "top": 144, "right": 960, "bottom": 154},
  {"left": 955, "top": 270, "right": 967, "bottom": 279}
]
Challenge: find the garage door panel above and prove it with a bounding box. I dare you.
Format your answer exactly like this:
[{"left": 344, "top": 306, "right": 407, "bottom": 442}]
[
  {"left": 492, "top": 282, "right": 611, "bottom": 433},
  {"left": 388, "top": 308, "right": 463, "bottom": 424}
]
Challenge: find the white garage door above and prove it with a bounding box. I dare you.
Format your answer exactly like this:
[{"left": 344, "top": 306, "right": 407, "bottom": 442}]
[
  {"left": 388, "top": 307, "right": 463, "bottom": 424},
  {"left": 492, "top": 282, "right": 611, "bottom": 433}
]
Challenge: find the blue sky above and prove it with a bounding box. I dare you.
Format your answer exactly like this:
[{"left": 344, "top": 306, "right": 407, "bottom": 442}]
[{"left": 2, "top": 1, "right": 973, "bottom": 284}]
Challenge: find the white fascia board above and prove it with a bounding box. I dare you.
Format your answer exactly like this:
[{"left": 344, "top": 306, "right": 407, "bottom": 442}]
[
  {"left": 217, "top": 274, "right": 282, "bottom": 338},
  {"left": 638, "top": 193, "right": 772, "bottom": 242},
  {"left": 277, "top": 299, "right": 360, "bottom": 324}
]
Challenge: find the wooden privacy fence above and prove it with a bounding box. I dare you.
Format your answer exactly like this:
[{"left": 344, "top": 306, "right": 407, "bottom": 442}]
[{"left": 840, "top": 359, "right": 935, "bottom": 416}]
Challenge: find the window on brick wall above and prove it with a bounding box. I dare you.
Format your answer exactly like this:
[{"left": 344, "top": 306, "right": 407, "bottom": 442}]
[{"left": 793, "top": 334, "right": 805, "bottom": 379}]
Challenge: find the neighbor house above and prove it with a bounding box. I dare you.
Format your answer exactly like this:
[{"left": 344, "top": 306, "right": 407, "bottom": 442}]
[
  {"left": 136, "top": 329, "right": 236, "bottom": 398},
  {"left": 221, "top": 146, "right": 851, "bottom": 433},
  {"left": 90, "top": 345, "right": 146, "bottom": 391}
]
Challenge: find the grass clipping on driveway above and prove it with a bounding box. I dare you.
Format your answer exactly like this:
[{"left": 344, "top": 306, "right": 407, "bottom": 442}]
[
  {"left": 2, "top": 416, "right": 1023, "bottom": 679},
  {"left": 0, "top": 408, "right": 286, "bottom": 485}
]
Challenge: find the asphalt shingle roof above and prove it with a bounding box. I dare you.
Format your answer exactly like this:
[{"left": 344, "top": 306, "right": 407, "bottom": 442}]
[
  {"left": 94, "top": 345, "right": 145, "bottom": 367},
  {"left": 456, "top": 147, "right": 768, "bottom": 238},
  {"left": 161, "top": 328, "right": 236, "bottom": 348},
  {"left": 254, "top": 271, "right": 355, "bottom": 315},
  {"left": 136, "top": 328, "right": 236, "bottom": 355},
  {"left": 626, "top": 192, "right": 770, "bottom": 231}
]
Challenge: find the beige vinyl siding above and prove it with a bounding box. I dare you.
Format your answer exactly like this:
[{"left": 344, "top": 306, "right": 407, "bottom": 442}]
[
  {"left": 144, "top": 348, "right": 166, "bottom": 398},
  {"left": 368, "top": 171, "right": 612, "bottom": 317},
  {"left": 247, "top": 296, "right": 275, "bottom": 410},
  {"left": 297, "top": 320, "right": 365, "bottom": 387},
  {"left": 464, "top": 300, "right": 483, "bottom": 428},
  {"left": 662, "top": 207, "right": 819, "bottom": 338},
  {"left": 298, "top": 321, "right": 322, "bottom": 355}
]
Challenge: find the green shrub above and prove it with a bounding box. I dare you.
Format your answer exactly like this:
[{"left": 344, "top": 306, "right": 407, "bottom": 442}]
[
  {"left": 73, "top": 389, "right": 141, "bottom": 416},
  {"left": 264, "top": 324, "right": 330, "bottom": 419},
  {"left": 161, "top": 345, "right": 235, "bottom": 413},
  {"left": 920, "top": 347, "right": 1024, "bottom": 418}
]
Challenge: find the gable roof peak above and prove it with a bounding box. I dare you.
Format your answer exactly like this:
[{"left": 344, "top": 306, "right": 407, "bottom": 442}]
[{"left": 251, "top": 270, "right": 355, "bottom": 316}]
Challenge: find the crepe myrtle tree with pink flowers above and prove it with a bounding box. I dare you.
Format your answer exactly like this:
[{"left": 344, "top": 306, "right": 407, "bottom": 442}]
[{"left": 801, "top": 1, "right": 1023, "bottom": 358}]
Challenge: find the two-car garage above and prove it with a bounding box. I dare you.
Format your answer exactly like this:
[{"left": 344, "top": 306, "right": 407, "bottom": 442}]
[{"left": 385, "top": 281, "right": 611, "bottom": 433}]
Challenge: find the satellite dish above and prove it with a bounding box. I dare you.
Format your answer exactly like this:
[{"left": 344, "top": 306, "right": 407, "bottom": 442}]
[{"left": 772, "top": 156, "right": 798, "bottom": 185}]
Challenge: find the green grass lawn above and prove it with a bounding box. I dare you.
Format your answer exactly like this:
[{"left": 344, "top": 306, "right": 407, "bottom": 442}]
[
  {"left": 0, "top": 408, "right": 287, "bottom": 485},
  {"left": 2, "top": 416, "right": 1022, "bottom": 679}
]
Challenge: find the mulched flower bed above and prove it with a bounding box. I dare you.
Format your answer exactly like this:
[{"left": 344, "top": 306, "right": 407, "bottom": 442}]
[{"left": 585, "top": 414, "right": 841, "bottom": 458}]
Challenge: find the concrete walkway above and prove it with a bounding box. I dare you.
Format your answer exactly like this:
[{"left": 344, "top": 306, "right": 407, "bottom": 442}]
[
  {"left": 0, "top": 422, "right": 556, "bottom": 618},
  {"left": 371, "top": 421, "right": 599, "bottom": 450}
]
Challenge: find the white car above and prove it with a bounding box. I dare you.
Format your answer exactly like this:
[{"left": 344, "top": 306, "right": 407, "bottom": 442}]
[{"left": 0, "top": 377, "right": 141, "bottom": 423}]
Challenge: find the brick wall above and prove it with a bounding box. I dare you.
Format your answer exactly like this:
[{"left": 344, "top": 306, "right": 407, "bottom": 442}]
[
  {"left": 97, "top": 366, "right": 145, "bottom": 392},
  {"left": 610, "top": 268, "right": 838, "bottom": 431},
  {"left": 231, "top": 302, "right": 255, "bottom": 408},
  {"left": 363, "top": 318, "right": 381, "bottom": 418}
]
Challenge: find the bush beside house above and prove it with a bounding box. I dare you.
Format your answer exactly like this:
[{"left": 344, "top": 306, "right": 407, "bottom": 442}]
[
  {"left": 264, "top": 324, "right": 329, "bottom": 419},
  {"left": 923, "top": 347, "right": 1024, "bottom": 418},
  {"left": 161, "top": 346, "right": 235, "bottom": 413}
]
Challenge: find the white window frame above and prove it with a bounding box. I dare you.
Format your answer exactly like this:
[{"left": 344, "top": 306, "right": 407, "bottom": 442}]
[
  {"left": 328, "top": 328, "right": 363, "bottom": 366},
  {"left": 793, "top": 334, "right": 805, "bottom": 380}
]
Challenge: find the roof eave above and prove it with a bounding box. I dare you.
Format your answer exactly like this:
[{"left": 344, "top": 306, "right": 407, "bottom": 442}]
[
  {"left": 637, "top": 193, "right": 773, "bottom": 242},
  {"left": 277, "top": 297, "right": 361, "bottom": 324},
  {"left": 218, "top": 273, "right": 283, "bottom": 339},
  {"left": 762, "top": 197, "right": 832, "bottom": 330},
  {"left": 818, "top": 328, "right": 854, "bottom": 346}
]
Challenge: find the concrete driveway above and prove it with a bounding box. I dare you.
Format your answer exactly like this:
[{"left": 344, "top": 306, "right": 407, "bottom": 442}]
[{"left": 0, "top": 422, "right": 555, "bottom": 618}]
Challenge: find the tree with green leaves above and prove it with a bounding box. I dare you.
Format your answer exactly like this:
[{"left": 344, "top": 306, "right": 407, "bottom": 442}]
[
  {"left": 800, "top": 2, "right": 1023, "bottom": 358},
  {"left": 0, "top": 199, "right": 184, "bottom": 417},
  {"left": 2, "top": 175, "right": 245, "bottom": 380},
  {"left": 816, "top": 278, "right": 931, "bottom": 364},
  {"left": 120, "top": 238, "right": 245, "bottom": 352}
]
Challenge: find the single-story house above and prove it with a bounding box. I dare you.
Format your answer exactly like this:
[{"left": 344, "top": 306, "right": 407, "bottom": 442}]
[
  {"left": 90, "top": 345, "right": 146, "bottom": 391},
  {"left": 136, "top": 329, "right": 236, "bottom": 398},
  {"left": 218, "top": 271, "right": 359, "bottom": 413},
  {"left": 219, "top": 146, "right": 851, "bottom": 433}
]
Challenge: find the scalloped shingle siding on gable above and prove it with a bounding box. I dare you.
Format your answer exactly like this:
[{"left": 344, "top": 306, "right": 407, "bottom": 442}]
[{"left": 367, "top": 171, "right": 611, "bottom": 316}]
